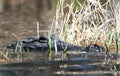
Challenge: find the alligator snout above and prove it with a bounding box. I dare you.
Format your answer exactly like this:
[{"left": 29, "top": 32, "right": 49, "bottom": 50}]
[{"left": 85, "top": 44, "right": 105, "bottom": 52}]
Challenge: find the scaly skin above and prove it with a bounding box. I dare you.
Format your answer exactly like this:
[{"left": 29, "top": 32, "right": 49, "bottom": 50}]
[{"left": 7, "top": 35, "right": 105, "bottom": 52}]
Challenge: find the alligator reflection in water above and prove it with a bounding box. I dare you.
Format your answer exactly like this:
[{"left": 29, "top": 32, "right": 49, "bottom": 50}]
[
  {"left": 0, "top": 52, "right": 120, "bottom": 76},
  {"left": 7, "top": 35, "right": 105, "bottom": 52}
]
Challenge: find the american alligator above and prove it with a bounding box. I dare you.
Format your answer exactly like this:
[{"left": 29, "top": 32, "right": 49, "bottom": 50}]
[{"left": 7, "top": 35, "right": 105, "bottom": 52}]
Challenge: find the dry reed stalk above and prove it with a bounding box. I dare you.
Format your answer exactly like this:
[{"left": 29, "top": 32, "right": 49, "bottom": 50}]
[{"left": 51, "top": 0, "right": 120, "bottom": 52}]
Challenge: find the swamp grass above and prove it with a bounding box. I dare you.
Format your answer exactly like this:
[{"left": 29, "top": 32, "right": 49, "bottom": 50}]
[
  {"left": 51, "top": 0, "right": 120, "bottom": 53},
  {"left": 1, "top": 0, "right": 120, "bottom": 62}
]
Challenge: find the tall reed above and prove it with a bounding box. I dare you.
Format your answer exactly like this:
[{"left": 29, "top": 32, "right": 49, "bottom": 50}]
[{"left": 51, "top": 0, "right": 120, "bottom": 53}]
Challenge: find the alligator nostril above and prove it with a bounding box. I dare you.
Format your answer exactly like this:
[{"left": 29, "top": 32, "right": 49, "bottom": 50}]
[{"left": 86, "top": 44, "right": 105, "bottom": 52}]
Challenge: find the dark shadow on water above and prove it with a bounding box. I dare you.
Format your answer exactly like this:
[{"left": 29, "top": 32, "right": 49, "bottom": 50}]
[{"left": 0, "top": 52, "right": 120, "bottom": 76}]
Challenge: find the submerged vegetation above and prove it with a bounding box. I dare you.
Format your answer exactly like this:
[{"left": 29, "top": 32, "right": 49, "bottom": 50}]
[{"left": 52, "top": 0, "right": 120, "bottom": 53}]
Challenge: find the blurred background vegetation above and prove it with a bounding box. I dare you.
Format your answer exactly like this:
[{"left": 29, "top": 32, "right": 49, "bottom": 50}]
[
  {"left": 0, "top": 0, "right": 119, "bottom": 19},
  {"left": 0, "top": 0, "right": 119, "bottom": 46},
  {"left": 0, "top": 0, "right": 109, "bottom": 14}
]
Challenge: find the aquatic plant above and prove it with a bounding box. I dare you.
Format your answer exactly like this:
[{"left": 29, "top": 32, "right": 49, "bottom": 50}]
[
  {"left": 48, "top": 32, "right": 52, "bottom": 60},
  {"left": 52, "top": 0, "right": 120, "bottom": 53}
]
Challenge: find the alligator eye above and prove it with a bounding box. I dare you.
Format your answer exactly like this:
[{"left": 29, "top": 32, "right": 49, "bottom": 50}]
[
  {"left": 22, "top": 41, "right": 26, "bottom": 43},
  {"left": 39, "top": 36, "right": 48, "bottom": 43}
]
